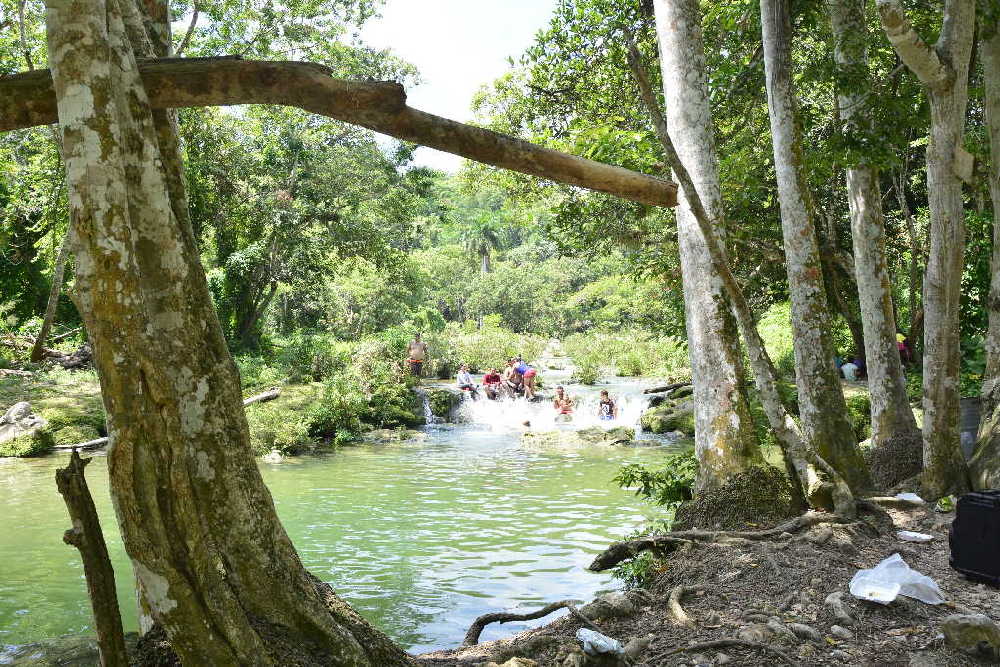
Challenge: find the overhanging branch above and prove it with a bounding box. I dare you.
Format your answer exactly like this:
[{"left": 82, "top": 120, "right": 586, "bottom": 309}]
[
  {"left": 876, "top": 0, "right": 952, "bottom": 90},
  {"left": 0, "top": 57, "right": 677, "bottom": 207}
]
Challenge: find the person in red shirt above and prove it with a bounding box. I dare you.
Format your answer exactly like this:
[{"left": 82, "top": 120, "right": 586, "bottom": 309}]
[{"left": 483, "top": 368, "right": 502, "bottom": 400}]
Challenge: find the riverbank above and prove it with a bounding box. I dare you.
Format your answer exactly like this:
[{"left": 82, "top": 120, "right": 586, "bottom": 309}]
[{"left": 420, "top": 501, "right": 1000, "bottom": 666}]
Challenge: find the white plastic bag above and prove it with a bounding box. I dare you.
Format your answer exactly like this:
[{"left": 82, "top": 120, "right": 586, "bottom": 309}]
[
  {"left": 849, "top": 553, "right": 944, "bottom": 605},
  {"left": 575, "top": 628, "right": 624, "bottom": 656},
  {"left": 897, "top": 530, "right": 934, "bottom": 543}
]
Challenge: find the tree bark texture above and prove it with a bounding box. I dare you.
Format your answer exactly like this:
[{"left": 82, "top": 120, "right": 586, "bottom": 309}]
[
  {"left": 30, "top": 221, "right": 75, "bottom": 362},
  {"left": 627, "top": 41, "right": 856, "bottom": 517},
  {"left": 760, "top": 0, "right": 871, "bottom": 493},
  {"left": 972, "top": 17, "right": 1000, "bottom": 490},
  {"left": 829, "top": 0, "right": 920, "bottom": 449},
  {"left": 654, "top": 0, "right": 762, "bottom": 492},
  {"left": 878, "top": 0, "right": 974, "bottom": 497},
  {"left": 56, "top": 450, "right": 128, "bottom": 667},
  {"left": 45, "top": 1, "right": 409, "bottom": 664},
  {"left": 0, "top": 59, "right": 677, "bottom": 208}
]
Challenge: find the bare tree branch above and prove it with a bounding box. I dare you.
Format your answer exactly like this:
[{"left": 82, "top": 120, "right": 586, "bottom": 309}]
[
  {"left": 175, "top": 2, "right": 199, "bottom": 56},
  {"left": 876, "top": 0, "right": 951, "bottom": 89},
  {"left": 0, "top": 58, "right": 677, "bottom": 207}
]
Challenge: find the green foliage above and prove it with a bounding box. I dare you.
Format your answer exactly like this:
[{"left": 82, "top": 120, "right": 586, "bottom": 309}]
[
  {"left": 845, "top": 394, "right": 872, "bottom": 442},
  {"left": 615, "top": 450, "right": 698, "bottom": 511},
  {"left": 611, "top": 518, "right": 673, "bottom": 589},
  {"left": 572, "top": 363, "right": 600, "bottom": 385},
  {"left": 51, "top": 425, "right": 99, "bottom": 447},
  {"left": 0, "top": 427, "right": 53, "bottom": 458},
  {"left": 960, "top": 336, "right": 986, "bottom": 398},
  {"left": 247, "top": 406, "right": 314, "bottom": 456},
  {"left": 563, "top": 331, "right": 689, "bottom": 380},
  {"left": 424, "top": 322, "right": 546, "bottom": 374}
]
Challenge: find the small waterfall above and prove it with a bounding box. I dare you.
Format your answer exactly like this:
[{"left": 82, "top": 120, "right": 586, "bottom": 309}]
[{"left": 413, "top": 387, "right": 441, "bottom": 424}]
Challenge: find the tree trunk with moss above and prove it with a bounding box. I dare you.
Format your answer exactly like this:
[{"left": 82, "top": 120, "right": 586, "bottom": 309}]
[
  {"left": 878, "top": 0, "right": 973, "bottom": 497},
  {"left": 760, "top": 0, "right": 871, "bottom": 493},
  {"left": 829, "top": 0, "right": 920, "bottom": 452},
  {"left": 654, "top": 0, "right": 762, "bottom": 493},
  {"left": 46, "top": 0, "right": 410, "bottom": 663},
  {"left": 973, "top": 15, "right": 1000, "bottom": 491}
]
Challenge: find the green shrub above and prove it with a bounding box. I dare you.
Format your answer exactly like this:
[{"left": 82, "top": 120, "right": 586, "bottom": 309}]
[
  {"left": 757, "top": 301, "right": 854, "bottom": 380},
  {"left": 36, "top": 399, "right": 107, "bottom": 436},
  {"left": 246, "top": 405, "right": 314, "bottom": 456},
  {"left": 617, "top": 351, "right": 645, "bottom": 377},
  {"left": 52, "top": 425, "right": 100, "bottom": 447},
  {"left": 235, "top": 355, "right": 286, "bottom": 390},
  {"left": 614, "top": 450, "right": 698, "bottom": 512},
  {"left": 572, "top": 363, "right": 599, "bottom": 385},
  {"left": 276, "top": 333, "right": 352, "bottom": 383},
  {"left": 425, "top": 321, "right": 546, "bottom": 374},
  {"left": 611, "top": 518, "right": 673, "bottom": 588},
  {"left": 0, "top": 427, "right": 54, "bottom": 457},
  {"left": 562, "top": 330, "right": 688, "bottom": 380},
  {"left": 845, "top": 394, "right": 872, "bottom": 442},
  {"left": 307, "top": 376, "right": 366, "bottom": 445}
]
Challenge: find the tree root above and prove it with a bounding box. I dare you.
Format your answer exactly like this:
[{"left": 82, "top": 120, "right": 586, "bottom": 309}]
[
  {"left": 655, "top": 638, "right": 799, "bottom": 666},
  {"left": 464, "top": 600, "right": 578, "bottom": 646},
  {"left": 590, "top": 511, "right": 854, "bottom": 571},
  {"left": 668, "top": 584, "right": 706, "bottom": 628},
  {"left": 589, "top": 503, "right": 893, "bottom": 572}
]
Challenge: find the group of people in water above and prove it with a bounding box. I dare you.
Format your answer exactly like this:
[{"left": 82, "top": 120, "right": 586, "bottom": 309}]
[{"left": 405, "top": 333, "right": 620, "bottom": 422}]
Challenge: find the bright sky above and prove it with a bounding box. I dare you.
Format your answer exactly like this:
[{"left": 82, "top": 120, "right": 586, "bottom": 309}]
[{"left": 361, "top": 0, "right": 558, "bottom": 172}]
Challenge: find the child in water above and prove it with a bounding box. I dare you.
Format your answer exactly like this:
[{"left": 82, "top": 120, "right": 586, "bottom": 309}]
[
  {"left": 597, "top": 390, "right": 618, "bottom": 421},
  {"left": 553, "top": 385, "right": 574, "bottom": 423}
]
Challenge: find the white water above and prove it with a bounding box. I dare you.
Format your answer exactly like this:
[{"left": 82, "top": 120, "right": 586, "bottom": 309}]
[{"left": 440, "top": 369, "right": 673, "bottom": 439}]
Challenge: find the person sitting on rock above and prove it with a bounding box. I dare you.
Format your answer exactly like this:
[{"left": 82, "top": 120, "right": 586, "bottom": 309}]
[
  {"left": 483, "top": 368, "right": 502, "bottom": 400},
  {"left": 456, "top": 364, "right": 478, "bottom": 400}
]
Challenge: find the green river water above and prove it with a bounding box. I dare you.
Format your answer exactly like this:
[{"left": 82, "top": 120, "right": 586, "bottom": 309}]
[{"left": 0, "top": 379, "right": 678, "bottom": 654}]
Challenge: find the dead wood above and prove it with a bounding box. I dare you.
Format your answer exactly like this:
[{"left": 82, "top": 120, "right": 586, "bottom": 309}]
[
  {"left": 668, "top": 584, "right": 706, "bottom": 628},
  {"left": 0, "top": 368, "right": 33, "bottom": 378},
  {"left": 589, "top": 512, "right": 851, "bottom": 571},
  {"left": 642, "top": 381, "right": 691, "bottom": 395},
  {"left": 55, "top": 450, "right": 128, "bottom": 667},
  {"left": 0, "top": 59, "right": 677, "bottom": 208},
  {"left": 463, "top": 600, "right": 578, "bottom": 646}
]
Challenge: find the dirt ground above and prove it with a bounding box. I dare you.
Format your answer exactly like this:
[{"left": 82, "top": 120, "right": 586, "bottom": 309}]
[{"left": 418, "top": 501, "right": 1000, "bottom": 666}]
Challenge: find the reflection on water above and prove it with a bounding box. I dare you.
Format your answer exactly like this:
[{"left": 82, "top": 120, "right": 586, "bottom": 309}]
[{"left": 0, "top": 376, "right": 679, "bottom": 653}]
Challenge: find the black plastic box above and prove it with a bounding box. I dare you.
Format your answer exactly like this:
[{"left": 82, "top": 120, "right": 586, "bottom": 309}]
[{"left": 949, "top": 490, "right": 1000, "bottom": 587}]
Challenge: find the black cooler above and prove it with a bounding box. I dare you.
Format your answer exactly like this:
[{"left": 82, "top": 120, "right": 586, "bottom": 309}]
[{"left": 949, "top": 489, "right": 1000, "bottom": 587}]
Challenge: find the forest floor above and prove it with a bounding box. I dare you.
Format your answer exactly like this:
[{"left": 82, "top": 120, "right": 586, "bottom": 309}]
[{"left": 419, "top": 502, "right": 1000, "bottom": 666}]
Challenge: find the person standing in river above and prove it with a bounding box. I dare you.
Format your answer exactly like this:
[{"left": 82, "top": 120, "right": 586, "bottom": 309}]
[{"left": 407, "top": 333, "right": 428, "bottom": 379}]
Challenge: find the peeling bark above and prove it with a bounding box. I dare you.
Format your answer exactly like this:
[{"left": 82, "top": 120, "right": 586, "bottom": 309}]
[
  {"left": 829, "top": 0, "right": 919, "bottom": 450},
  {"left": 654, "top": 0, "right": 761, "bottom": 493},
  {"left": 878, "top": 0, "right": 974, "bottom": 497},
  {"left": 45, "top": 0, "right": 409, "bottom": 663},
  {"left": 761, "top": 0, "right": 871, "bottom": 493}
]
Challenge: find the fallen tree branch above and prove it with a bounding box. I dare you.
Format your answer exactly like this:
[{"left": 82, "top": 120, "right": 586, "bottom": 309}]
[
  {"left": 243, "top": 387, "right": 281, "bottom": 407},
  {"left": 0, "top": 368, "right": 33, "bottom": 378},
  {"left": 589, "top": 535, "right": 693, "bottom": 572},
  {"left": 463, "top": 600, "right": 578, "bottom": 646},
  {"left": 54, "top": 389, "right": 283, "bottom": 451},
  {"left": 668, "top": 584, "right": 706, "bottom": 628},
  {"left": 642, "top": 381, "right": 691, "bottom": 395},
  {"left": 660, "top": 638, "right": 798, "bottom": 666},
  {"left": 50, "top": 327, "right": 82, "bottom": 343},
  {"left": 55, "top": 450, "right": 128, "bottom": 667},
  {"left": 0, "top": 58, "right": 677, "bottom": 208}
]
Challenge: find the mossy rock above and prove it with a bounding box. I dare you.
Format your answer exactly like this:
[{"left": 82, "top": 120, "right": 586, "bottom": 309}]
[
  {"left": 668, "top": 385, "right": 694, "bottom": 400},
  {"left": 52, "top": 425, "right": 101, "bottom": 447},
  {"left": 641, "top": 403, "right": 694, "bottom": 435},
  {"left": 521, "top": 426, "right": 636, "bottom": 451},
  {"left": 363, "top": 428, "right": 426, "bottom": 444},
  {"left": 673, "top": 465, "right": 798, "bottom": 531},
  {"left": 0, "top": 426, "right": 54, "bottom": 457},
  {"left": 425, "top": 387, "right": 461, "bottom": 420}
]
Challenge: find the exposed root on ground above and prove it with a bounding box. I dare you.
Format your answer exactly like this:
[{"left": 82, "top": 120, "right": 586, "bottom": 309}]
[
  {"left": 667, "top": 584, "right": 705, "bottom": 628},
  {"left": 590, "top": 510, "right": 857, "bottom": 571},
  {"left": 464, "top": 601, "right": 577, "bottom": 646},
  {"left": 656, "top": 638, "right": 799, "bottom": 666}
]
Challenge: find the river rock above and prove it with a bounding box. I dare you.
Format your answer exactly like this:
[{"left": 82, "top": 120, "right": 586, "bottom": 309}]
[
  {"left": 766, "top": 618, "right": 797, "bottom": 642},
  {"left": 830, "top": 625, "right": 853, "bottom": 640},
  {"left": 640, "top": 402, "right": 694, "bottom": 436},
  {"left": 737, "top": 623, "right": 772, "bottom": 643},
  {"left": 824, "top": 591, "right": 854, "bottom": 626},
  {"left": 521, "top": 426, "right": 636, "bottom": 451},
  {"left": 0, "top": 402, "right": 53, "bottom": 458},
  {"left": 424, "top": 387, "right": 462, "bottom": 421},
  {"left": 788, "top": 623, "right": 822, "bottom": 642},
  {"left": 941, "top": 613, "right": 1000, "bottom": 655},
  {"left": 362, "top": 428, "right": 426, "bottom": 445}
]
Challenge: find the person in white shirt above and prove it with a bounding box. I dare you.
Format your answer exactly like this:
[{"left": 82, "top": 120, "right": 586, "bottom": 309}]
[
  {"left": 840, "top": 360, "right": 859, "bottom": 381},
  {"left": 456, "top": 364, "right": 478, "bottom": 400}
]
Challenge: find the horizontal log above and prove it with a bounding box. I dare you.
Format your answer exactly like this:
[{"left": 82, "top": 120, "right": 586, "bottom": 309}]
[
  {"left": 54, "top": 388, "right": 283, "bottom": 450},
  {"left": 643, "top": 381, "right": 692, "bottom": 395},
  {"left": 0, "top": 58, "right": 677, "bottom": 208}
]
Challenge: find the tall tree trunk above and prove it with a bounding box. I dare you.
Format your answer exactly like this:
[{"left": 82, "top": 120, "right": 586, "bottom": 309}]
[
  {"left": 480, "top": 247, "right": 491, "bottom": 274},
  {"left": 892, "top": 167, "right": 922, "bottom": 354},
  {"left": 878, "top": 0, "right": 974, "bottom": 497},
  {"left": 829, "top": 0, "right": 920, "bottom": 451},
  {"left": 626, "top": 41, "right": 856, "bottom": 517},
  {"left": 30, "top": 221, "right": 74, "bottom": 362},
  {"left": 46, "top": 0, "right": 409, "bottom": 663},
  {"left": 972, "top": 16, "right": 1000, "bottom": 490},
  {"left": 654, "top": 0, "right": 762, "bottom": 493},
  {"left": 760, "top": 0, "right": 871, "bottom": 493}
]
